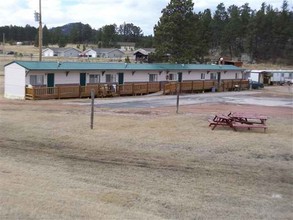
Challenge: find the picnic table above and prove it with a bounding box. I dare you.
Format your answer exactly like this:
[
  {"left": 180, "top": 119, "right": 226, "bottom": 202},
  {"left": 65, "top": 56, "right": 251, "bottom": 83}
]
[
  {"left": 208, "top": 114, "right": 234, "bottom": 131},
  {"left": 208, "top": 112, "right": 268, "bottom": 132}
]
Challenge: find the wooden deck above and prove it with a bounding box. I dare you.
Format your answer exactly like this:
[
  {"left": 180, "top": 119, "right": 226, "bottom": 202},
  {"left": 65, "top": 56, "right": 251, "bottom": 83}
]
[
  {"left": 163, "top": 79, "right": 249, "bottom": 94},
  {"left": 25, "top": 80, "right": 249, "bottom": 100}
]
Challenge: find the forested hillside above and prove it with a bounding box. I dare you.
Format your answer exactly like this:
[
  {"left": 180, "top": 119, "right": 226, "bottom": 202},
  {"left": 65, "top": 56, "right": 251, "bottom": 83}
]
[{"left": 0, "top": 0, "right": 292, "bottom": 64}]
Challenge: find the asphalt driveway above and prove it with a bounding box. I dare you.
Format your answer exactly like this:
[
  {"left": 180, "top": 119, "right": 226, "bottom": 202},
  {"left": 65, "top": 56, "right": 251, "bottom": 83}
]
[{"left": 67, "top": 89, "right": 293, "bottom": 109}]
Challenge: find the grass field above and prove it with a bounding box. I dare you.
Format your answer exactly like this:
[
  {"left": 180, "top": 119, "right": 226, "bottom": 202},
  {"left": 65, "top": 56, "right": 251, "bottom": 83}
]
[{"left": 0, "top": 72, "right": 292, "bottom": 219}]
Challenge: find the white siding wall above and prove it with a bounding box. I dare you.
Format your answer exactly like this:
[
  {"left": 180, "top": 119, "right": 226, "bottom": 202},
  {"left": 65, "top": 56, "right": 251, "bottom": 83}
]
[
  {"left": 123, "top": 70, "right": 157, "bottom": 82},
  {"left": 55, "top": 72, "right": 80, "bottom": 85},
  {"left": 221, "top": 71, "right": 243, "bottom": 80},
  {"left": 122, "top": 70, "right": 243, "bottom": 82},
  {"left": 86, "top": 50, "right": 97, "bottom": 58},
  {"left": 183, "top": 71, "right": 203, "bottom": 80},
  {"left": 4, "top": 63, "right": 26, "bottom": 99},
  {"left": 249, "top": 72, "right": 260, "bottom": 82},
  {"left": 43, "top": 49, "right": 54, "bottom": 57},
  {"left": 123, "top": 70, "right": 174, "bottom": 82}
]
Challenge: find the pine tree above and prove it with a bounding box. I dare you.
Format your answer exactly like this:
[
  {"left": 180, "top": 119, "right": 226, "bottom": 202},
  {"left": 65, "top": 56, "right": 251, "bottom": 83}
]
[{"left": 154, "top": 0, "right": 196, "bottom": 63}]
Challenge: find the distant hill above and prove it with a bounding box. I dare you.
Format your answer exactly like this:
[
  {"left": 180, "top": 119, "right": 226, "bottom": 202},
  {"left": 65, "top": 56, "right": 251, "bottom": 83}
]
[{"left": 50, "top": 22, "right": 91, "bottom": 35}]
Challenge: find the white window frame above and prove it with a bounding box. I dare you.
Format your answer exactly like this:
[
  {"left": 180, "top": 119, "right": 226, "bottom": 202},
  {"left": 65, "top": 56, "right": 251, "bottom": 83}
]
[
  {"left": 30, "top": 75, "right": 44, "bottom": 86},
  {"left": 235, "top": 73, "right": 238, "bottom": 79},
  {"left": 168, "top": 73, "right": 177, "bottom": 81},
  {"left": 210, "top": 73, "right": 217, "bottom": 80},
  {"left": 201, "top": 73, "right": 205, "bottom": 80},
  {"left": 105, "top": 74, "right": 116, "bottom": 83},
  {"left": 89, "top": 74, "right": 100, "bottom": 83},
  {"left": 149, "top": 74, "right": 158, "bottom": 82}
]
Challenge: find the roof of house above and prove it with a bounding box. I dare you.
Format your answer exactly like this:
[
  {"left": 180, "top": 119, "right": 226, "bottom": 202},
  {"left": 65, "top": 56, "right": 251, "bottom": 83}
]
[
  {"left": 93, "top": 48, "right": 124, "bottom": 54},
  {"left": 133, "top": 48, "right": 156, "bottom": 56},
  {"left": 42, "top": 47, "right": 81, "bottom": 53},
  {"left": 6, "top": 61, "right": 245, "bottom": 72}
]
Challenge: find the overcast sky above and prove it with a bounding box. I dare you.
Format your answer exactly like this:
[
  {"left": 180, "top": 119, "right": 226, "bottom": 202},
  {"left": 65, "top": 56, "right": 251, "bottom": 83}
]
[{"left": 0, "top": 0, "right": 291, "bottom": 35}]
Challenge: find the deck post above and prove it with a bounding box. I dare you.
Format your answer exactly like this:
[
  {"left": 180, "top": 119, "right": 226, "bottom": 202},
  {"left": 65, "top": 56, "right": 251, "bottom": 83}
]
[
  {"left": 32, "top": 87, "right": 35, "bottom": 100},
  {"left": 191, "top": 81, "right": 194, "bottom": 93},
  {"left": 90, "top": 89, "right": 94, "bottom": 129},
  {"left": 57, "top": 87, "right": 60, "bottom": 99},
  {"left": 176, "top": 83, "right": 180, "bottom": 114}
]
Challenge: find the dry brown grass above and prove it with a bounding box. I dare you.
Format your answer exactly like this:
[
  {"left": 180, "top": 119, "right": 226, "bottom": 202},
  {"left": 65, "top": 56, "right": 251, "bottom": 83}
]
[{"left": 0, "top": 63, "right": 293, "bottom": 219}]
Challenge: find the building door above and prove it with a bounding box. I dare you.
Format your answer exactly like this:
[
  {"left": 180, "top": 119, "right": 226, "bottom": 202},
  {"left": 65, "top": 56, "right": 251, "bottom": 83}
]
[
  {"left": 118, "top": 73, "right": 124, "bottom": 85},
  {"left": 80, "top": 73, "right": 86, "bottom": 86},
  {"left": 217, "top": 72, "right": 222, "bottom": 91},
  {"left": 217, "top": 72, "right": 221, "bottom": 82},
  {"left": 47, "top": 73, "right": 54, "bottom": 87},
  {"left": 47, "top": 73, "right": 55, "bottom": 94},
  {"left": 177, "top": 72, "right": 182, "bottom": 82}
]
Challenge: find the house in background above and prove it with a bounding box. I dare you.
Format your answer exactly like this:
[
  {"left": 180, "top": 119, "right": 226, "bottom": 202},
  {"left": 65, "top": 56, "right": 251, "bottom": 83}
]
[
  {"left": 79, "top": 48, "right": 125, "bottom": 59},
  {"left": 79, "top": 48, "right": 97, "bottom": 57},
  {"left": 42, "top": 47, "right": 81, "bottom": 57},
  {"left": 133, "top": 48, "right": 156, "bottom": 62},
  {"left": 95, "top": 48, "right": 125, "bottom": 59},
  {"left": 117, "top": 42, "right": 135, "bottom": 51},
  {"left": 42, "top": 48, "right": 55, "bottom": 57}
]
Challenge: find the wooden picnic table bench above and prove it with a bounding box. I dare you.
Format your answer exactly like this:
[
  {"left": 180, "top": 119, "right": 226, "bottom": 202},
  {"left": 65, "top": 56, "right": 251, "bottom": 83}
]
[
  {"left": 208, "top": 112, "right": 268, "bottom": 132},
  {"left": 208, "top": 114, "right": 235, "bottom": 130}
]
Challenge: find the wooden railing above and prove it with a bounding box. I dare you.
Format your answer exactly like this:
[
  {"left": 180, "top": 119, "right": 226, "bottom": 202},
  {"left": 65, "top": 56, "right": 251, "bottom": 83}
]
[
  {"left": 163, "top": 79, "right": 249, "bottom": 94},
  {"left": 25, "top": 80, "right": 249, "bottom": 100}
]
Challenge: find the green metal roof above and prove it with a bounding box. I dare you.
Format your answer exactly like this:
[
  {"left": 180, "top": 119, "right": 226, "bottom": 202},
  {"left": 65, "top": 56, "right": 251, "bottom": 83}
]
[{"left": 7, "top": 61, "right": 245, "bottom": 71}]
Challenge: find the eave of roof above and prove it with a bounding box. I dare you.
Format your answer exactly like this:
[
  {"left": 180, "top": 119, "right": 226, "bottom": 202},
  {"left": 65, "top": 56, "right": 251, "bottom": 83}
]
[{"left": 6, "top": 61, "right": 245, "bottom": 72}]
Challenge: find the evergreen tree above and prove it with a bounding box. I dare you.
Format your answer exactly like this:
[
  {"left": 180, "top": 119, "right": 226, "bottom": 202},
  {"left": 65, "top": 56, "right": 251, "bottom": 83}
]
[
  {"left": 210, "top": 3, "right": 228, "bottom": 49},
  {"left": 101, "top": 24, "right": 117, "bottom": 47},
  {"left": 221, "top": 5, "right": 242, "bottom": 58},
  {"left": 42, "top": 25, "right": 50, "bottom": 46},
  {"left": 196, "top": 9, "right": 213, "bottom": 62},
  {"left": 154, "top": 0, "right": 196, "bottom": 63}
]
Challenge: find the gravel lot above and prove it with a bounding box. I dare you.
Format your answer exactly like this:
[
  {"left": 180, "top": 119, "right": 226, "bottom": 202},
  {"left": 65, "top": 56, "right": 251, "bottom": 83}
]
[{"left": 0, "top": 75, "right": 292, "bottom": 219}]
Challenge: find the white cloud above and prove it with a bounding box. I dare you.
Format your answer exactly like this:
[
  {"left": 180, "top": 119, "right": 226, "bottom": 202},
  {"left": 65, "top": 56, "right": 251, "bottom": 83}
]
[{"left": 0, "top": 0, "right": 291, "bottom": 35}]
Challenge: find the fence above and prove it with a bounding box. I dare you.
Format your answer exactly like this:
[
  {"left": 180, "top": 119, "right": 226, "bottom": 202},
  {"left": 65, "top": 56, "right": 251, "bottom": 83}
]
[{"left": 25, "top": 80, "right": 249, "bottom": 100}]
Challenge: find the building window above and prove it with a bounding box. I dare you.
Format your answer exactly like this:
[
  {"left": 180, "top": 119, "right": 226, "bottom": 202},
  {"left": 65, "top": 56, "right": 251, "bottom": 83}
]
[
  {"left": 235, "top": 73, "right": 238, "bottom": 79},
  {"left": 30, "top": 75, "right": 44, "bottom": 86},
  {"left": 149, "top": 74, "right": 158, "bottom": 82},
  {"left": 210, "top": 73, "right": 217, "bottom": 80},
  {"left": 89, "top": 74, "right": 100, "bottom": 83},
  {"left": 201, "top": 73, "right": 205, "bottom": 79},
  {"left": 105, "top": 74, "right": 116, "bottom": 83},
  {"left": 168, "top": 73, "right": 177, "bottom": 81}
]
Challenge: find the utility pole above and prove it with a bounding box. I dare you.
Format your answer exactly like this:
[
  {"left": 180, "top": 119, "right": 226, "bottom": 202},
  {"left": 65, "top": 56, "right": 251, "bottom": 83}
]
[
  {"left": 38, "top": 0, "right": 42, "bottom": 61},
  {"left": 2, "top": 33, "right": 5, "bottom": 57},
  {"left": 35, "top": 0, "right": 42, "bottom": 61}
]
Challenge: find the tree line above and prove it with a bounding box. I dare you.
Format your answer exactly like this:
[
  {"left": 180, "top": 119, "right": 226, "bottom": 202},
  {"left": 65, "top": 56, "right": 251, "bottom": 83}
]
[
  {"left": 0, "top": 22, "right": 153, "bottom": 49},
  {"left": 0, "top": 0, "right": 292, "bottom": 64},
  {"left": 154, "top": 0, "right": 293, "bottom": 64}
]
